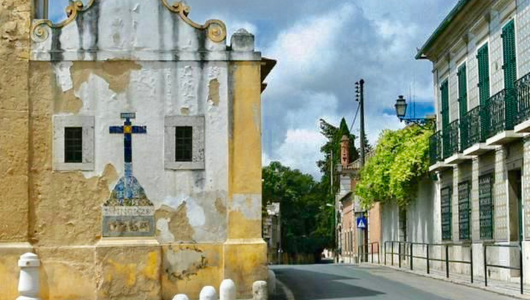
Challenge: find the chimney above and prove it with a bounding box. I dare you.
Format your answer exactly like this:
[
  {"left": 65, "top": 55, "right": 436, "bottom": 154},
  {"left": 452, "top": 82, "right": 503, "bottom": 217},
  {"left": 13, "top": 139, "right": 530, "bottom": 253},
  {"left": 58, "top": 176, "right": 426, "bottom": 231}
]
[{"left": 340, "top": 135, "right": 349, "bottom": 167}]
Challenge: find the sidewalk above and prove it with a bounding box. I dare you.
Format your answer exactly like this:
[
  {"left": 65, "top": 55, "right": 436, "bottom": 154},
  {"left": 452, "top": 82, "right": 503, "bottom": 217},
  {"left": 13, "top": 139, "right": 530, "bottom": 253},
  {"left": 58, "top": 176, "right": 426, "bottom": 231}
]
[{"left": 359, "top": 262, "right": 530, "bottom": 299}]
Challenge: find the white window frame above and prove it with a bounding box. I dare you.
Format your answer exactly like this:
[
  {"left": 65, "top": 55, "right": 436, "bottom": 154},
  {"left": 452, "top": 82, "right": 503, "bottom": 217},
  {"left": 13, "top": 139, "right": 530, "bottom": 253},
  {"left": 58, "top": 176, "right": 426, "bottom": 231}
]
[
  {"left": 165, "top": 115, "right": 205, "bottom": 170},
  {"left": 53, "top": 115, "right": 95, "bottom": 171}
]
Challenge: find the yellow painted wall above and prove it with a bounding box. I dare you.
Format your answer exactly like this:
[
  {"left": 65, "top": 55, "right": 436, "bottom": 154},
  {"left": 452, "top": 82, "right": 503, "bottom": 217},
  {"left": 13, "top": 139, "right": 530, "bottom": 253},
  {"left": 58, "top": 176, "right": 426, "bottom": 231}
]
[
  {"left": 225, "top": 61, "right": 268, "bottom": 298},
  {"left": 0, "top": 0, "right": 31, "bottom": 243}
]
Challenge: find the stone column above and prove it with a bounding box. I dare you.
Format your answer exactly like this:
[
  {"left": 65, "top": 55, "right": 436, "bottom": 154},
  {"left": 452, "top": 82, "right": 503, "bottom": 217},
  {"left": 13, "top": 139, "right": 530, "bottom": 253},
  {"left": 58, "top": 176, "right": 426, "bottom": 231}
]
[
  {"left": 494, "top": 147, "right": 508, "bottom": 241},
  {"left": 225, "top": 30, "right": 267, "bottom": 298},
  {"left": 452, "top": 165, "right": 460, "bottom": 242},
  {"left": 523, "top": 137, "right": 530, "bottom": 240},
  {"left": 471, "top": 158, "right": 480, "bottom": 241}
]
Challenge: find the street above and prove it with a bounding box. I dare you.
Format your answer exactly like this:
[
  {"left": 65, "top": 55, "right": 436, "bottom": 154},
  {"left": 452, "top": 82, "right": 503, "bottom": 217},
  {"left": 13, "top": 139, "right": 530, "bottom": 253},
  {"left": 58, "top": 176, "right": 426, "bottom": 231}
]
[{"left": 271, "top": 264, "right": 515, "bottom": 300}]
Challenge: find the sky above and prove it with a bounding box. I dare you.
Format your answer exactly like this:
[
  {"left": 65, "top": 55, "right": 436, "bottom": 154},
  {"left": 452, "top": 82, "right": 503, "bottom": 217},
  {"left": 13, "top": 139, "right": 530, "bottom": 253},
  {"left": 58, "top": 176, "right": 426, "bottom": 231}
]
[{"left": 49, "top": 0, "right": 458, "bottom": 179}]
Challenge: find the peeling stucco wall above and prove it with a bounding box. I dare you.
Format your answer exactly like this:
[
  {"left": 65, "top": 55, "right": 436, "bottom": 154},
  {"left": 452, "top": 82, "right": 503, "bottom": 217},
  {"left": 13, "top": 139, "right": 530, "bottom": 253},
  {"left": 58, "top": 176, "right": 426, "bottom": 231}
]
[
  {"left": 27, "top": 59, "right": 230, "bottom": 245},
  {"left": 0, "top": 0, "right": 271, "bottom": 298}
]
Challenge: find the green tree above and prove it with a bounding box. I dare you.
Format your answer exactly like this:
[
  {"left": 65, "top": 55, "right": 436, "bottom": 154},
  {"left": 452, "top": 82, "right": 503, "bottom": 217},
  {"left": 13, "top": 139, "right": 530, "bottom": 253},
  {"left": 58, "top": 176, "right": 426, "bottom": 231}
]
[
  {"left": 262, "top": 162, "right": 332, "bottom": 256},
  {"left": 355, "top": 125, "right": 433, "bottom": 208}
]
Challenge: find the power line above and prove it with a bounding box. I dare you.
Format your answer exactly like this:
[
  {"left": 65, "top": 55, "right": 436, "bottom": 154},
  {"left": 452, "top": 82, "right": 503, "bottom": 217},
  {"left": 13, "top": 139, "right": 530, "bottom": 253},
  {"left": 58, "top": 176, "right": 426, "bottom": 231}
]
[{"left": 349, "top": 102, "right": 360, "bottom": 133}]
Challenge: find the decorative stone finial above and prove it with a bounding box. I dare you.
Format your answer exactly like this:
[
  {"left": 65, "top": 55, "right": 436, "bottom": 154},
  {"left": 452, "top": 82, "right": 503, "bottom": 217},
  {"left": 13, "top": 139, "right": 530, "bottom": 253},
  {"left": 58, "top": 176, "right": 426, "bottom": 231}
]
[{"left": 231, "top": 28, "right": 255, "bottom": 52}]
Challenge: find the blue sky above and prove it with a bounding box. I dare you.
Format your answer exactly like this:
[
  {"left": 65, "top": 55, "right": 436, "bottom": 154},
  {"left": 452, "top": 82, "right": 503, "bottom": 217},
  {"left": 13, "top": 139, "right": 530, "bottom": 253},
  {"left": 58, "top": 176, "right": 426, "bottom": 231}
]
[{"left": 48, "top": 0, "right": 458, "bottom": 178}]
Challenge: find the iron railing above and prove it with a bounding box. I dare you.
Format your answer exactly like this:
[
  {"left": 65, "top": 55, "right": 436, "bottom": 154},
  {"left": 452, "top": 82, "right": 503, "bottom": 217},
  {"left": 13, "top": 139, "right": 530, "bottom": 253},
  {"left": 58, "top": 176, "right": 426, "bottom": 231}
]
[
  {"left": 358, "top": 242, "right": 380, "bottom": 264},
  {"left": 460, "top": 106, "right": 483, "bottom": 151},
  {"left": 484, "top": 244, "right": 523, "bottom": 294},
  {"left": 515, "top": 73, "right": 530, "bottom": 125},
  {"left": 443, "top": 120, "right": 460, "bottom": 159},
  {"left": 383, "top": 241, "right": 473, "bottom": 283},
  {"left": 429, "top": 131, "right": 442, "bottom": 165},
  {"left": 484, "top": 89, "right": 515, "bottom": 139}
]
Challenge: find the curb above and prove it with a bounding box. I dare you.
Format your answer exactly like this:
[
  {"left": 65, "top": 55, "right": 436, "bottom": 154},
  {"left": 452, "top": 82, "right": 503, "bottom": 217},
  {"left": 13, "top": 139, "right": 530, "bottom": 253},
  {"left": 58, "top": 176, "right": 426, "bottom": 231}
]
[
  {"left": 357, "top": 263, "right": 530, "bottom": 300},
  {"left": 275, "top": 278, "right": 295, "bottom": 300}
]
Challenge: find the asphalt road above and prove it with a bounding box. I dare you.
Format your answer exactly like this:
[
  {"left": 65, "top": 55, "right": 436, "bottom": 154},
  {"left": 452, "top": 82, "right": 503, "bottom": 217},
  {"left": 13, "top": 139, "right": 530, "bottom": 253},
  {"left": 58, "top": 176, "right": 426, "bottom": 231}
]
[{"left": 271, "top": 264, "right": 516, "bottom": 300}]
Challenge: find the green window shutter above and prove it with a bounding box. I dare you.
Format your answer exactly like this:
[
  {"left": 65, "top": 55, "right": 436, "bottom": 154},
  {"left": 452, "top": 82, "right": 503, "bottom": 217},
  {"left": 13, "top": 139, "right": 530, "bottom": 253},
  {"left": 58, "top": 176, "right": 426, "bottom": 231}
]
[
  {"left": 458, "top": 64, "right": 467, "bottom": 119},
  {"left": 479, "top": 174, "right": 494, "bottom": 240},
  {"left": 458, "top": 181, "right": 471, "bottom": 240},
  {"left": 477, "top": 44, "right": 490, "bottom": 105},
  {"left": 502, "top": 20, "right": 516, "bottom": 91},
  {"left": 441, "top": 80, "right": 450, "bottom": 130},
  {"left": 441, "top": 187, "right": 452, "bottom": 241}
]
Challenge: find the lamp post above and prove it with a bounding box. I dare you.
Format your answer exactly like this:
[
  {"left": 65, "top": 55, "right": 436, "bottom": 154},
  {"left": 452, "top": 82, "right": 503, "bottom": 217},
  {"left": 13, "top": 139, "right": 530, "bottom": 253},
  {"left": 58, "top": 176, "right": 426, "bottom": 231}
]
[{"left": 394, "top": 95, "right": 432, "bottom": 126}]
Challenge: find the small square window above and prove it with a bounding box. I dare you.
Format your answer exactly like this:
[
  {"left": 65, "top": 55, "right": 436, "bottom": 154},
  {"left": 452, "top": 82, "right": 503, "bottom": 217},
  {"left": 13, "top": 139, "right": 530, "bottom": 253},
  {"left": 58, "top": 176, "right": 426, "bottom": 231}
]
[
  {"left": 53, "top": 115, "right": 94, "bottom": 171},
  {"left": 65, "top": 127, "right": 83, "bottom": 163},
  {"left": 165, "top": 116, "right": 205, "bottom": 170},
  {"left": 175, "top": 126, "right": 193, "bottom": 162}
]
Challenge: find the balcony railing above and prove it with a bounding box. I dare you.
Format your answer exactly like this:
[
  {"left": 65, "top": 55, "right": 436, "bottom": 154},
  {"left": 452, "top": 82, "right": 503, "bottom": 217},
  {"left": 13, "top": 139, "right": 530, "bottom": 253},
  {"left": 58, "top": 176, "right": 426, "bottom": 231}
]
[
  {"left": 431, "top": 71, "right": 530, "bottom": 166},
  {"left": 429, "top": 131, "right": 442, "bottom": 165},
  {"left": 443, "top": 120, "right": 459, "bottom": 159},
  {"left": 484, "top": 89, "right": 515, "bottom": 139},
  {"left": 460, "top": 106, "right": 483, "bottom": 151},
  {"left": 515, "top": 72, "right": 530, "bottom": 125}
]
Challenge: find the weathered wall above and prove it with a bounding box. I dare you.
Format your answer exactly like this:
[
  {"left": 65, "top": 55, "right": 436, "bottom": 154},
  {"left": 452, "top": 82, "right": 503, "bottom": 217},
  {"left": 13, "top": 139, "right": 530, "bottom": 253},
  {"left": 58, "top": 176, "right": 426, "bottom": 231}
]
[
  {"left": 0, "top": 0, "right": 271, "bottom": 299},
  {"left": 0, "top": 2, "right": 32, "bottom": 299},
  {"left": 224, "top": 60, "right": 267, "bottom": 297},
  {"left": 0, "top": 0, "right": 30, "bottom": 243}
]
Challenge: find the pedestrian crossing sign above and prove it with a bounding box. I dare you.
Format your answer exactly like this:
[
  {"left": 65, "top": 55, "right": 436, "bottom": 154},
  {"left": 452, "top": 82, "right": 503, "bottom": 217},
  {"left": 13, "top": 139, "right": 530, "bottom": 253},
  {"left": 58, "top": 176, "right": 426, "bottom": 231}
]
[{"left": 357, "top": 217, "right": 367, "bottom": 229}]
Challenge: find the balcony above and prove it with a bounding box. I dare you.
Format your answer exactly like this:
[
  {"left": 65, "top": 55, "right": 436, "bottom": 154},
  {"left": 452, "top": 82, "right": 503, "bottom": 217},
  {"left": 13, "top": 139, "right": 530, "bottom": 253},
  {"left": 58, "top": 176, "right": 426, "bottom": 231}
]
[
  {"left": 461, "top": 106, "right": 495, "bottom": 156},
  {"left": 443, "top": 120, "right": 471, "bottom": 164},
  {"left": 429, "top": 130, "right": 451, "bottom": 172},
  {"left": 429, "top": 71, "right": 530, "bottom": 169},
  {"left": 484, "top": 88, "right": 522, "bottom": 145},
  {"left": 514, "top": 73, "right": 530, "bottom": 133}
]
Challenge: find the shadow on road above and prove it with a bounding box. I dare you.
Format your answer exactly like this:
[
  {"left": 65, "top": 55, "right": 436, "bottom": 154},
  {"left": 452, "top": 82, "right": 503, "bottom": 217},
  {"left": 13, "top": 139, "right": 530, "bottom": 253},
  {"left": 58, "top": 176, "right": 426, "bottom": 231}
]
[{"left": 274, "top": 266, "right": 385, "bottom": 299}]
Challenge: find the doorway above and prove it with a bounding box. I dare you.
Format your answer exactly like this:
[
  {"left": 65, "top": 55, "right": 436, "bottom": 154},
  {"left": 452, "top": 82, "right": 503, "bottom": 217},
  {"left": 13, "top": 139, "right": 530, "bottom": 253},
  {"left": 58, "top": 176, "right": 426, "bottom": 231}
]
[{"left": 508, "top": 169, "right": 522, "bottom": 243}]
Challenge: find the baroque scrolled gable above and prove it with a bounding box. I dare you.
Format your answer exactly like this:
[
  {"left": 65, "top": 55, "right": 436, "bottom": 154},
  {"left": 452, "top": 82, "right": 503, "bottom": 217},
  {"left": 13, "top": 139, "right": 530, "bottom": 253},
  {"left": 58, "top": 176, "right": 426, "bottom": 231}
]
[
  {"left": 29, "top": 0, "right": 240, "bottom": 61},
  {"left": 32, "top": 0, "right": 226, "bottom": 44}
]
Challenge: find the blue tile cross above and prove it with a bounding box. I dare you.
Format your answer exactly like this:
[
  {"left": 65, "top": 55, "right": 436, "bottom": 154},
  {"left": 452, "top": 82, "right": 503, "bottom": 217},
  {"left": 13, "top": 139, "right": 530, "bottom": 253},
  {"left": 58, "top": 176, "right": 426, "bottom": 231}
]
[
  {"left": 108, "top": 113, "right": 148, "bottom": 205},
  {"left": 109, "top": 113, "right": 147, "bottom": 164}
]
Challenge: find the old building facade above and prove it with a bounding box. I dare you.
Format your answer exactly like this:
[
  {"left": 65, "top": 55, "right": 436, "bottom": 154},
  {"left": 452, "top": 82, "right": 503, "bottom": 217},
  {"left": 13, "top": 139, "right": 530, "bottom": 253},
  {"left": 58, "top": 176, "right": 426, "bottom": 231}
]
[
  {"left": 381, "top": 0, "right": 530, "bottom": 285},
  {"left": 0, "top": 0, "right": 274, "bottom": 299},
  {"left": 336, "top": 136, "right": 381, "bottom": 264}
]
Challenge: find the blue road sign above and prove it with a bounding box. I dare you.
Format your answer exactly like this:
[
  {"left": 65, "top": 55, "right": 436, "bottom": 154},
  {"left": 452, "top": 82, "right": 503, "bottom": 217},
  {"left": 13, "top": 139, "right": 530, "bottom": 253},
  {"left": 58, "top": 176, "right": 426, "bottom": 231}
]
[{"left": 357, "top": 217, "right": 367, "bottom": 229}]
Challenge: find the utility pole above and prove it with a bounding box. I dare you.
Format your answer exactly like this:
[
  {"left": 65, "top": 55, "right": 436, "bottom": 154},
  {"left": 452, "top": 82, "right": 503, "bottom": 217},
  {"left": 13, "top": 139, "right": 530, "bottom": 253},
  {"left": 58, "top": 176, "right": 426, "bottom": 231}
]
[
  {"left": 359, "top": 79, "right": 366, "bottom": 167},
  {"left": 356, "top": 79, "right": 368, "bottom": 262}
]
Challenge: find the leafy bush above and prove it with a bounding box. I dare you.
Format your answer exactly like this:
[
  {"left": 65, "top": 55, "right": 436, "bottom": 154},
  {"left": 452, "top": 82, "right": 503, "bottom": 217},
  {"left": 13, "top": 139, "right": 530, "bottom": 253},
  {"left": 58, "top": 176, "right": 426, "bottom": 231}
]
[{"left": 355, "top": 125, "right": 433, "bottom": 208}]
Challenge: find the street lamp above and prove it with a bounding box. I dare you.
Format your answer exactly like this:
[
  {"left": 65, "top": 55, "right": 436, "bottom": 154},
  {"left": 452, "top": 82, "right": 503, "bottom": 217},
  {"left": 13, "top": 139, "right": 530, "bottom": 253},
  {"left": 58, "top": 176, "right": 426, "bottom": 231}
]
[
  {"left": 394, "top": 95, "right": 432, "bottom": 126},
  {"left": 395, "top": 95, "right": 407, "bottom": 120}
]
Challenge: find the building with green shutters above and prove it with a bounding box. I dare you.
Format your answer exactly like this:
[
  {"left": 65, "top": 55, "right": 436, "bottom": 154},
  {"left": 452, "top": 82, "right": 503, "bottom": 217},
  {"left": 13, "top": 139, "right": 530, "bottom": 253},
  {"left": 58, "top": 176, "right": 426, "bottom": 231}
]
[
  {"left": 421, "top": 0, "right": 530, "bottom": 283},
  {"left": 383, "top": 0, "right": 530, "bottom": 285}
]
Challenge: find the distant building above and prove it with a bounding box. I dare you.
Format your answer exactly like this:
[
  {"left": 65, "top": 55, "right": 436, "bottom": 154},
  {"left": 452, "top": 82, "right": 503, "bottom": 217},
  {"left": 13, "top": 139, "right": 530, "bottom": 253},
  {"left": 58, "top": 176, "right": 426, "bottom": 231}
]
[
  {"left": 263, "top": 203, "right": 282, "bottom": 264},
  {"left": 336, "top": 136, "right": 381, "bottom": 263}
]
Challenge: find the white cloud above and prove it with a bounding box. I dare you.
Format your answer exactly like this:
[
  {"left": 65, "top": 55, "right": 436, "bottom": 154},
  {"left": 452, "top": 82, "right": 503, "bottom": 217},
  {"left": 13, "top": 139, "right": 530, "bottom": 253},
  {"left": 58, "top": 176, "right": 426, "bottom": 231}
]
[
  {"left": 266, "top": 4, "right": 355, "bottom": 89},
  {"left": 276, "top": 129, "right": 327, "bottom": 178}
]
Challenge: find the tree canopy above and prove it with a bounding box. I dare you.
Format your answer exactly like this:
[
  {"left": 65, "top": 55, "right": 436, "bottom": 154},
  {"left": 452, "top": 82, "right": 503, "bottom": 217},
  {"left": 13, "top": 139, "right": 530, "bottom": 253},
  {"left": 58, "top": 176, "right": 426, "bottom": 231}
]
[
  {"left": 355, "top": 125, "right": 433, "bottom": 208},
  {"left": 262, "top": 162, "right": 332, "bottom": 254}
]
